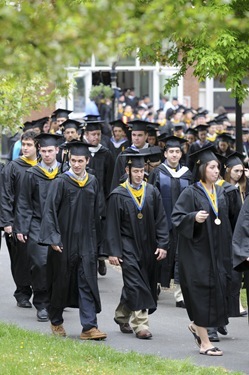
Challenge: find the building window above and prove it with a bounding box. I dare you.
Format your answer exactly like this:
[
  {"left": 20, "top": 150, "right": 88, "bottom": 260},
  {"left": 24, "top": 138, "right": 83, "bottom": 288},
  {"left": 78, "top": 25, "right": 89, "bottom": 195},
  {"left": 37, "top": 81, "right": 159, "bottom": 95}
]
[{"left": 73, "top": 76, "right": 85, "bottom": 113}]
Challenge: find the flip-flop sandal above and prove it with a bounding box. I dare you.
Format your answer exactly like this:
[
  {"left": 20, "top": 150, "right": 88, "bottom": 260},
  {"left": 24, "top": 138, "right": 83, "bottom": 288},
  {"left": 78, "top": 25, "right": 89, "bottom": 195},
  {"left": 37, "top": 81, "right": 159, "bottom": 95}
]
[
  {"left": 200, "top": 347, "right": 223, "bottom": 356},
  {"left": 188, "top": 324, "right": 201, "bottom": 348}
]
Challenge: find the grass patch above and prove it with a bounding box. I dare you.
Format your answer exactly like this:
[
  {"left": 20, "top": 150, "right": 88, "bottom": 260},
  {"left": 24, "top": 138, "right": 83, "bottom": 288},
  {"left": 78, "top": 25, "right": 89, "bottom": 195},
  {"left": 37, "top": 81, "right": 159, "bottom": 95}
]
[
  {"left": 240, "top": 288, "right": 248, "bottom": 310},
  {"left": 0, "top": 322, "right": 243, "bottom": 375}
]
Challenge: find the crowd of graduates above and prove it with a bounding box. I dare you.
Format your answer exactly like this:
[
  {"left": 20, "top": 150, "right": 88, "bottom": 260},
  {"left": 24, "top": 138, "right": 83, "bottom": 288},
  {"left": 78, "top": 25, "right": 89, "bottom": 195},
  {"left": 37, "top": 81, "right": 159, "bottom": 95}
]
[{"left": 0, "top": 93, "right": 249, "bottom": 354}]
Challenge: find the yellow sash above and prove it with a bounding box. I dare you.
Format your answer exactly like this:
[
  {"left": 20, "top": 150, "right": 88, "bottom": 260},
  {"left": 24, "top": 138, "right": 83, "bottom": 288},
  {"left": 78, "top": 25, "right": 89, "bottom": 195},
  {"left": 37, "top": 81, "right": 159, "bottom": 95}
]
[
  {"left": 120, "top": 180, "right": 145, "bottom": 206},
  {"left": 69, "top": 172, "right": 89, "bottom": 187},
  {"left": 20, "top": 156, "right": 37, "bottom": 167},
  {"left": 38, "top": 166, "right": 58, "bottom": 179}
]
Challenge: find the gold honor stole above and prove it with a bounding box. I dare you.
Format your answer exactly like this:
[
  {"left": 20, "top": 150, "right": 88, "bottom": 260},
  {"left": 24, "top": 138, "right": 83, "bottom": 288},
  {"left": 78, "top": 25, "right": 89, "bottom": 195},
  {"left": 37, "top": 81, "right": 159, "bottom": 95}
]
[
  {"left": 66, "top": 171, "right": 89, "bottom": 187},
  {"left": 20, "top": 156, "right": 37, "bottom": 167},
  {"left": 38, "top": 166, "right": 59, "bottom": 179},
  {"left": 120, "top": 180, "right": 146, "bottom": 219}
]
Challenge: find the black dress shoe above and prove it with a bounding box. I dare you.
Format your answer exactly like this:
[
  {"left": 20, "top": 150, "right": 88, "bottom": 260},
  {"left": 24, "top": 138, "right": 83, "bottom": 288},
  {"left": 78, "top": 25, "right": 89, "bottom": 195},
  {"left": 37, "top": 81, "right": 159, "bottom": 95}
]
[
  {"left": 37, "top": 308, "right": 49, "bottom": 322},
  {"left": 207, "top": 328, "right": 220, "bottom": 342},
  {"left": 240, "top": 310, "right": 248, "bottom": 317},
  {"left": 114, "top": 318, "right": 133, "bottom": 334},
  {"left": 98, "top": 260, "right": 107, "bottom": 276},
  {"left": 217, "top": 326, "right": 228, "bottom": 335},
  {"left": 17, "top": 300, "right": 32, "bottom": 308},
  {"left": 176, "top": 300, "right": 186, "bottom": 308}
]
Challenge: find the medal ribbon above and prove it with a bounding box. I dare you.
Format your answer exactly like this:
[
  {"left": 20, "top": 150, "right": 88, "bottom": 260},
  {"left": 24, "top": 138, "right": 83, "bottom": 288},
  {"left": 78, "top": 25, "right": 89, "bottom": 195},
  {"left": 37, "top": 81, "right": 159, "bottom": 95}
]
[
  {"left": 198, "top": 181, "right": 219, "bottom": 218},
  {"left": 122, "top": 180, "right": 147, "bottom": 212}
]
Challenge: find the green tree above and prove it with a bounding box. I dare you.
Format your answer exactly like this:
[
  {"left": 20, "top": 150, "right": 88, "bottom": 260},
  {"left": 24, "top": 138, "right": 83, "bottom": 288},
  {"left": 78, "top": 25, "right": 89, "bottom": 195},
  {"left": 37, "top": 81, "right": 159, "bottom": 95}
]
[{"left": 1, "top": 0, "right": 249, "bottom": 132}]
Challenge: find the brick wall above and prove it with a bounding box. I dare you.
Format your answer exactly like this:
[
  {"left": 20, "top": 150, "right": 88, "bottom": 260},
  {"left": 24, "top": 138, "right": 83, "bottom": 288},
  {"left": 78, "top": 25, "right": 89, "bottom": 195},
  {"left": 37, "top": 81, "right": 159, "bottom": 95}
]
[{"left": 183, "top": 66, "right": 199, "bottom": 109}]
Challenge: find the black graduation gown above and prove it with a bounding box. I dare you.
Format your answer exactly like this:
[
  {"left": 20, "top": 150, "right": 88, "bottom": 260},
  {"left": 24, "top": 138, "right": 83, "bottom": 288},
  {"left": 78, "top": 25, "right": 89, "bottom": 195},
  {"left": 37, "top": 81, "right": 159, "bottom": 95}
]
[
  {"left": 109, "top": 139, "right": 130, "bottom": 160},
  {"left": 148, "top": 163, "right": 192, "bottom": 286},
  {"left": 0, "top": 158, "right": 35, "bottom": 289},
  {"left": 87, "top": 146, "right": 114, "bottom": 217},
  {"left": 232, "top": 195, "right": 249, "bottom": 313},
  {"left": 13, "top": 164, "right": 61, "bottom": 296},
  {"left": 13, "top": 165, "right": 61, "bottom": 241},
  {"left": 233, "top": 194, "right": 249, "bottom": 272},
  {"left": 0, "top": 158, "right": 35, "bottom": 227},
  {"left": 171, "top": 184, "right": 232, "bottom": 327},
  {"left": 38, "top": 174, "right": 101, "bottom": 311},
  {"left": 104, "top": 183, "right": 169, "bottom": 314}
]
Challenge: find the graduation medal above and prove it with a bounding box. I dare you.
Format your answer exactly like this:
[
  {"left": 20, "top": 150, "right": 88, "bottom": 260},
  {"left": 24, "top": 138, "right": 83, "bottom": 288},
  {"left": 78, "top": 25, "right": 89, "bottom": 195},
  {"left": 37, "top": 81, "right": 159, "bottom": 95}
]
[
  {"left": 214, "top": 217, "right": 221, "bottom": 225},
  {"left": 198, "top": 181, "right": 221, "bottom": 225},
  {"left": 125, "top": 180, "right": 146, "bottom": 220}
]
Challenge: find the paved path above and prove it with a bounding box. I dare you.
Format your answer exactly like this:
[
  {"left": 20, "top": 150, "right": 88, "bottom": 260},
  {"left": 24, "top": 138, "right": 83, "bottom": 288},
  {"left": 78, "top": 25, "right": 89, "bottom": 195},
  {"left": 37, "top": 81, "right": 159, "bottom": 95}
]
[{"left": 0, "top": 238, "right": 248, "bottom": 374}]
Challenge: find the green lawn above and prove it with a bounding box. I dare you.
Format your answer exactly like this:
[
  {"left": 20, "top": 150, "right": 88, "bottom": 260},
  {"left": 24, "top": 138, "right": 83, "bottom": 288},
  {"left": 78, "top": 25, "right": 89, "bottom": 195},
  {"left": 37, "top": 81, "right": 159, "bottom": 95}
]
[{"left": 0, "top": 323, "right": 243, "bottom": 375}]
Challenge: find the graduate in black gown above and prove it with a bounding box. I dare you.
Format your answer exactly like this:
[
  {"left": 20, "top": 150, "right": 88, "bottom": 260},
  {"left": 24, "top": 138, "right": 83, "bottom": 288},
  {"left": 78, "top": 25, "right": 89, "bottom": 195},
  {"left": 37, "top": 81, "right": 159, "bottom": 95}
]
[
  {"left": 148, "top": 136, "right": 192, "bottom": 306},
  {"left": 220, "top": 152, "right": 248, "bottom": 318},
  {"left": 39, "top": 141, "right": 106, "bottom": 340},
  {"left": 81, "top": 120, "right": 115, "bottom": 276},
  {"left": 105, "top": 150, "right": 169, "bottom": 339},
  {"left": 14, "top": 133, "right": 62, "bottom": 322},
  {"left": 109, "top": 119, "right": 130, "bottom": 160},
  {"left": 172, "top": 146, "right": 232, "bottom": 356},
  {"left": 0, "top": 131, "right": 38, "bottom": 307}
]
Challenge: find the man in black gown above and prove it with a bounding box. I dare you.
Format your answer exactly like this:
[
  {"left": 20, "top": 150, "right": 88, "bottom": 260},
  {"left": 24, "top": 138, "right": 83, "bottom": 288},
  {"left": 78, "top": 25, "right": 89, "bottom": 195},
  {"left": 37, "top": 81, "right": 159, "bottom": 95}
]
[
  {"left": 1, "top": 131, "right": 37, "bottom": 308},
  {"left": 14, "top": 133, "right": 62, "bottom": 322},
  {"left": 148, "top": 136, "right": 192, "bottom": 307},
  {"left": 39, "top": 141, "right": 106, "bottom": 339},
  {"left": 105, "top": 150, "right": 169, "bottom": 339},
  {"left": 82, "top": 120, "right": 114, "bottom": 276}
]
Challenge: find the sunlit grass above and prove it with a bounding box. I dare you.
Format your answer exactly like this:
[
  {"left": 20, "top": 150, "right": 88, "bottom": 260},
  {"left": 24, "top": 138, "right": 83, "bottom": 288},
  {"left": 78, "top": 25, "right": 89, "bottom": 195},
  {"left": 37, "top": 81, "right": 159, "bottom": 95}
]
[{"left": 0, "top": 323, "right": 243, "bottom": 375}]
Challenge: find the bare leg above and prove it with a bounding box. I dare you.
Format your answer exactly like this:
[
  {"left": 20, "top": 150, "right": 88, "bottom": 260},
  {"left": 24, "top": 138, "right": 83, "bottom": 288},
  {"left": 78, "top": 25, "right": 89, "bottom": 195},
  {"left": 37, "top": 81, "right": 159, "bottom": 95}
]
[{"left": 194, "top": 324, "right": 223, "bottom": 356}]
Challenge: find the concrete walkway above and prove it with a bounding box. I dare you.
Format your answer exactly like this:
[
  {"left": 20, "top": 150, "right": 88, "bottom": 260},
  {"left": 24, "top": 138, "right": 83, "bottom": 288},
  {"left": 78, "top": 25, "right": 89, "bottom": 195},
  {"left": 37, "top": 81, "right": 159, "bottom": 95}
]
[{"left": 0, "top": 238, "right": 248, "bottom": 374}]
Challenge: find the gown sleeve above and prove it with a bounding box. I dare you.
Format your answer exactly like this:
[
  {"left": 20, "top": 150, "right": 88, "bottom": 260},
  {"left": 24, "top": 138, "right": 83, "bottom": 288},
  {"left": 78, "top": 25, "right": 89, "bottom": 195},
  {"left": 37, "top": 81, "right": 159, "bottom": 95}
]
[
  {"left": 232, "top": 194, "right": 249, "bottom": 271},
  {"left": 13, "top": 171, "right": 34, "bottom": 235},
  {"left": 104, "top": 192, "right": 123, "bottom": 258},
  {"left": 39, "top": 179, "right": 64, "bottom": 246}
]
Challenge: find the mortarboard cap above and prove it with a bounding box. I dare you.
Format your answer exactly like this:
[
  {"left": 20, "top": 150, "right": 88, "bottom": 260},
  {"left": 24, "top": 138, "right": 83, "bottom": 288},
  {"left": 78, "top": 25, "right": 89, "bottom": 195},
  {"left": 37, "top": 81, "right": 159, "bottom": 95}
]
[
  {"left": 185, "top": 128, "right": 197, "bottom": 136},
  {"left": 82, "top": 121, "right": 102, "bottom": 132},
  {"left": 214, "top": 113, "right": 230, "bottom": 123},
  {"left": 35, "top": 133, "right": 63, "bottom": 147},
  {"left": 120, "top": 147, "right": 145, "bottom": 168},
  {"left": 52, "top": 108, "right": 72, "bottom": 119},
  {"left": 157, "top": 132, "right": 170, "bottom": 144},
  {"left": 62, "top": 119, "right": 81, "bottom": 132},
  {"left": 83, "top": 114, "right": 102, "bottom": 122},
  {"left": 242, "top": 127, "right": 249, "bottom": 134},
  {"left": 216, "top": 132, "right": 234, "bottom": 143},
  {"left": 183, "top": 107, "right": 194, "bottom": 115},
  {"left": 143, "top": 146, "right": 162, "bottom": 163},
  {"left": 192, "top": 111, "right": 208, "bottom": 121},
  {"left": 128, "top": 120, "right": 149, "bottom": 132},
  {"left": 189, "top": 145, "right": 220, "bottom": 165},
  {"left": 225, "top": 152, "right": 245, "bottom": 168},
  {"left": 21, "top": 121, "right": 33, "bottom": 132},
  {"left": 164, "top": 135, "right": 187, "bottom": 150},
  {"left": 32, "top": 117, "right": 49, "bottom": 130},
  {"left": 109, "top": 119, "right": 127, "bottom": 131},
  {"left": 63, "top": 140, "right": 93, "bottom": 157},
  {"left": 194, "top": 124, "right": 210, "bottom": 132},
  {"left": 173, "top": 122, "right": 185, "bottom": 131},
  {"left": 147, "top": 123, "right": 159, "bottom": 137}
]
